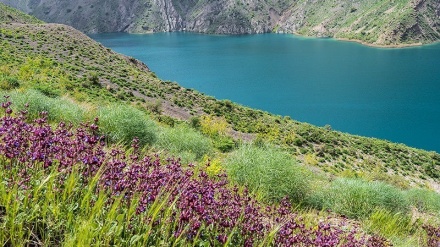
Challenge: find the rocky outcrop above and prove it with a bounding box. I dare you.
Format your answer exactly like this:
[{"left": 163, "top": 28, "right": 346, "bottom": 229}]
[
  {"left": 1, "top": 0, "right": 439, "bottom": 46},
  {"left": 0, "top": 0, "right": 147, "bottom": 33}
]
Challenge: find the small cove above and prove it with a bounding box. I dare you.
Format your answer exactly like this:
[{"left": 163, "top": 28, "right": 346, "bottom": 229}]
[{"left": 89, "top": 32, "right": 440, "bottom": 152}]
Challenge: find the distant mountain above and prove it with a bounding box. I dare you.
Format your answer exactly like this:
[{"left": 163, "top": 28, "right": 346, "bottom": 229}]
[{"left": 1, "top": 0, "right": 439, "bottom": 46}]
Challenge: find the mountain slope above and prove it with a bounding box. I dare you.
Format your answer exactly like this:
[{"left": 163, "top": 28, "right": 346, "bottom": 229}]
[
  {"left": 0, "top": 1, "right": 42, "bottom": 24},
  {"left": 1, "top": 0, "right": 440, "bottom": 46},
  {"left": 1, "top": 2, "right": 439, "bottom": 192},
  {"left": 2, "top": 5, "right": 440, "bottom": 245}
]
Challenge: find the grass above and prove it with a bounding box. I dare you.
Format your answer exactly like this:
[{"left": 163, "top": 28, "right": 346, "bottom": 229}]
[
  {"left": 0, "top": 113, "right": 388, "bottom": 246},
  {"left": 0, "top": 5, "right": 439, "bottom": 245},
  {"left": 313, "top": 178, "right": 410, "bottom": 219},
  {"left": 225, "top": 144, "right": 312, "bottom": 203},
  {"left": 405, "top": 188, "right": 440, "bottom": 215},
  {"left": 364, "top": 209, "right": 425, "bottom": 246},
  {"left": 156, "top": 124, "right": 213, "bottom": 161},
  {"left": 0, "top": 162, "right": 181, "bottom": 246},
  {"left": 0, "top": 89, "right": 86, "bottom": 125},
  {"left": 98, "top": 104, "right": 157, "bottom": 146}
]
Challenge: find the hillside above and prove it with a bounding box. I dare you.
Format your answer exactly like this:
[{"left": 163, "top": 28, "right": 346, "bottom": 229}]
[
  {"left": 1, "top": 0, "right": 439, "bottom": 46},
  {"left": 1, "top": 4, "right": 440, "bottom": 245},
  {"left": 0, "top": 2, "right": 439, "bottom": 191},
  {"left": 0, "top": 1, "right": 42, "bottom": 24}
]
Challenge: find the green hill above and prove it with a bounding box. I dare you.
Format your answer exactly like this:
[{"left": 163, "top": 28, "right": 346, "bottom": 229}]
[{"left": 1, "top": 4, "right": 440, "bottom": 245}]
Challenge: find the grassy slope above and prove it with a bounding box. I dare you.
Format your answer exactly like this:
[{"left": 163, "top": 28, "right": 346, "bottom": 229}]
[
  {"left": 1, "top": 4, "right": 440, "bottom": 245},
  {"left": 0, "top": 3, "right": 439, "bottom": 192}
]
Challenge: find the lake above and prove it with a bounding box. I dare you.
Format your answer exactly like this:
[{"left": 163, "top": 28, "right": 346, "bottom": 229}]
[{"left": 89, "top": 32, "right": 440, "bottom": 152}]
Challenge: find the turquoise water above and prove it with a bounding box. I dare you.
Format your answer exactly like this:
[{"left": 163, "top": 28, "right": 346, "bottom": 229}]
[{"left": 89, "top": 32, "right": 440, "bottom": 152}]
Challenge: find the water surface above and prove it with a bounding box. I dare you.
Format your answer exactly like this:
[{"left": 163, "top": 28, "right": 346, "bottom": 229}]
[{"left": 89, "top": 32, "right": 440, "bottom": 152}]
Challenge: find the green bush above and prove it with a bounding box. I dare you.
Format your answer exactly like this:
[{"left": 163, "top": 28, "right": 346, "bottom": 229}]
[
  {"left": 405, "top": 188, "right": 440, "bottom": 214},
  {"left": 225, "top": 145, "right": 311, "bottom": 203},
  {"left": 0, "top": 76, "right": 20, "bottom": 90},
  {"left": 213, "top": 135, "right": 235, "bottom": 153},
  {"left": 35, "top": 84, "right": 61, "bottom": 98},
  {"left": 318, "top": 178, "right": 410, "bottom": 219},
  {"left": 98, "top": 104, "right": 157, "bottom": 146},
  {"left": 156, "top": 124, "right": 213, "bottom": 161}
]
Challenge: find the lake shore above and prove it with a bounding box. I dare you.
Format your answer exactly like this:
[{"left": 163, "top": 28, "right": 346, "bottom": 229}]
[
  {"left": 288, "top": 31, "right": 425, "bottom": 48},
  {"left": 124, "top": 30, "right": 431, "bottom": 48},
  {"left": 335, "top": 37, "right": 423, "bottom": 48}
]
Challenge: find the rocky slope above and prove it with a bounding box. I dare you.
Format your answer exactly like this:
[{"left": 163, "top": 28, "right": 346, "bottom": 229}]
[{"left": 1, "top": 0, "right": 439, "bottom": 46}]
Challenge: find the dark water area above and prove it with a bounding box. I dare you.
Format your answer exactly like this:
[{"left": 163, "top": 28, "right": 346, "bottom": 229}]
[{"left": 90, "top": 32, "right": 440, "bottom": 152}]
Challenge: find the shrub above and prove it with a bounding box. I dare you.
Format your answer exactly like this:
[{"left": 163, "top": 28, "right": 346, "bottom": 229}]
[
  {"left": 156, "top": 124, "right": 213, "bottom": 160},
  {"left": 189, "top": 116, "right": 201, "bottom": 129},
  {"left": 98, "top": 104, "right": 156, "bottom": 146},
  {"left": 319, "top": 178, "right": 410, "bottom": 219},
  {"left": 0, "top": 76, "right": 20, "bottom": 90},
  {"left": 200, "top": 115, "right": 228, "bottom": 137},
  {"left": 225, "top": 144, "right": 311, "bottom": 203},
  {"left": 213, "top": 135, "right": 235, "bottom": 153},
  {"left": 35, "top": 84, "right": 61, "bottom": 98}
]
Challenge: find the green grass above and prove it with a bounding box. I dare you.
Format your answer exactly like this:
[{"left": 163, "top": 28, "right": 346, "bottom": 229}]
[
  {"left": 405, "top": 188, "right": 440, "bottom": 215},
  {"left": 364, "top": 209, "right": 424, "bottom": 246},
  {"left": 0, "top": 89, "right": 86, "bottom": 125},
  {"left": 98, "top": 104, "right": 157, "bottom": 146},
  {"left": 0, "top": 163, "right": 188, "bottom": 246},
  {"left": 225, "top": 144, "right": 312, "bottom": 203},
  {"left": 156, "top": 124, "right": 213, "bottom": 161},
  {"left": 313, "top": 178, "right": 410, "bottom": 219}
]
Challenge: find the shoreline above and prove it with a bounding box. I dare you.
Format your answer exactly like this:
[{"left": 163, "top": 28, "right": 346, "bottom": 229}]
[
  {"left": 289, "top": 31, "right": 425, "bottom": 48},
  {"left": 335, "top": 37, "right": 423, "bottom": 48},
  {"left": 123, "top": 29, "right": 432, "bottom": 49}
]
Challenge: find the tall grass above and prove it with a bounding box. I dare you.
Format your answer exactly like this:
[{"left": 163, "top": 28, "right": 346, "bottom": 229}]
[
  {"left": 156, "top": 124, "right": 213, "bottom": 161},
  {"left": 0, "top": 162, "right": 190, "bottom": 246},
  {"left": 405, "top": 188, "right": 440, "bottom": 215},
  {"left": 0, "top": 90, "right": 159, "bottom": 147},
  {"left": 225, "top": 144, "right": 312, "bottom": 203},
  {"left": 1, "top": 89, "right": 85, "bottom": 124},
  {"left": 315, "top": 178, "right": 410, "bottom": 219},
  {"left": 364, "top": 209, "right": 423, "bottom": 247},
  {"left": 98, "top": 104, "right": 157, "bottom": 146}
]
